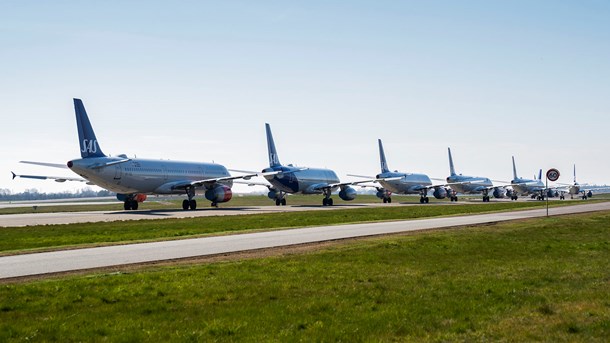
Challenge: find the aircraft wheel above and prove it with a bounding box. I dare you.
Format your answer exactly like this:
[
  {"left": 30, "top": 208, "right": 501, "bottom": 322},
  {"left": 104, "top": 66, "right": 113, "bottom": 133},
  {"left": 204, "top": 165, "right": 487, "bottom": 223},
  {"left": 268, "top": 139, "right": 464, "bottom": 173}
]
[
  {"left": 124, "top": 201, "right": 132, "bottom": 211},
  {"left": 281, "top": 198, "right": 287, "bottom": 206},
  {"left": 328, "top": 198, "right": 333, "bottom": 206},
  {"left": 189, "top": 200, "right": 197, "bottom": 210},
  {"left": 275, "top": 199, "right": 281, "bottom": 206},
  {"left": 454, "top": 196, "right": 458, "bottom": 202},
  {"left": 383, "top": 198, "right": 387, "bottom": 203},
  {"left": 322, "top": 198, "right": 328, "bottom": 206},
  {"left": 425, "top": 197, "right": 429, "bottom": 203},
  {"left": 211, "top": 202, "right": 218, "bottom": 208},
  {"left": 387, "top": 197, "right": 392, "bottom": 203},
  {"left": 131, "top": 200, "right": 139, "bottom": 210},
  {"left": 419, "top": 198, "right": 425, "bottom": 204},
  {"left": 182, "top": 200, "right": 190, "bottom": 210}
]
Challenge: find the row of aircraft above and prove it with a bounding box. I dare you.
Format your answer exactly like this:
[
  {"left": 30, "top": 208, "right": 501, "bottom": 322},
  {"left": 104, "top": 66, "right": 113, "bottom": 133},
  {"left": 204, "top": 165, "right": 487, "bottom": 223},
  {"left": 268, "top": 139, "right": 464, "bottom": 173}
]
[{"left": 12, "top": 99, "right": 597, "bottom": 210}]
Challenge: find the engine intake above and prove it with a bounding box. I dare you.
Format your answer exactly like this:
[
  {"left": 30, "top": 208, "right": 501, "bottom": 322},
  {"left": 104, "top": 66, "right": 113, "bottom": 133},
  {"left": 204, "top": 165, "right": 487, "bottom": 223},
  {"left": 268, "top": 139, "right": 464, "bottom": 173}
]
[
  {"left": 205, "top": 185, "right": 233, "bottom": 203},
  {"left": 338, "top": 187, "right": 357, "bottom": 201},
  {"left": 432, "top": 187, "right": 447, "bottom": 199}
]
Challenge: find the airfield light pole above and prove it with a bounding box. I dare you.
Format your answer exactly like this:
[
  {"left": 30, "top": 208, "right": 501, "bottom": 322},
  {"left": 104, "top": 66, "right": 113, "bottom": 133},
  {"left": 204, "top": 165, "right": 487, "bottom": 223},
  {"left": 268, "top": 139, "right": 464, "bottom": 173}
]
[{"left": 546, "top": 169, "right": 560, "bottom": 217}]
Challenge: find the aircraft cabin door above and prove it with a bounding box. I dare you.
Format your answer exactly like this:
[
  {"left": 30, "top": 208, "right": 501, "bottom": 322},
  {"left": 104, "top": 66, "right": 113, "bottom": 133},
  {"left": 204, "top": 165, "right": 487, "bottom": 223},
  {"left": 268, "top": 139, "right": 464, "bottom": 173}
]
[{"left": 113, "top": 165, "right": 122, "bottom": 181}]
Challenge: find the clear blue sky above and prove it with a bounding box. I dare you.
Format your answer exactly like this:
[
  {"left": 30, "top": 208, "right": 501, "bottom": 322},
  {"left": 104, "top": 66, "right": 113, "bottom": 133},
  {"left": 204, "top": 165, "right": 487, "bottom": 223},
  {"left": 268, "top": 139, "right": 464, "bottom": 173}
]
[{"left": 2, "top": 1, "right": 609, "bottom": 193}]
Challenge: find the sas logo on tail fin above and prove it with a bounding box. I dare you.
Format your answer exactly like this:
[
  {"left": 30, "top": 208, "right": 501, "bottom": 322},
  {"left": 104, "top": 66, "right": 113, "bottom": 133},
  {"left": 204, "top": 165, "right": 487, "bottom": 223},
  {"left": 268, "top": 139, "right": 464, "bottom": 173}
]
[
  {"left": 270, "top": 152, "right": 280, "bottom": 166},
  {"left": 81, "top": 139, "right": 99, "bottom": 154}
]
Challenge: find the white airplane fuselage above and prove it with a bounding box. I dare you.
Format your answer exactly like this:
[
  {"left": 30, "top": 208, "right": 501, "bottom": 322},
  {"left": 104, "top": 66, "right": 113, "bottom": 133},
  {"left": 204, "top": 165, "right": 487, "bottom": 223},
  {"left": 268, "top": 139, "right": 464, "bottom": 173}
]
[
  {"left": 511, "top": 178, "right": 545, "bottom": 196},
  {"left": 446, "top": 175, "right": 493, "bottom": 194},
  {"left": 69, "top": 157, "right": 232, "bottom": 195},
  {"left": 262, "top": 165, "right": 340, "bottom": 195},
  {"left": 378, "top": 172, "right": 432, "bottom": 194}
]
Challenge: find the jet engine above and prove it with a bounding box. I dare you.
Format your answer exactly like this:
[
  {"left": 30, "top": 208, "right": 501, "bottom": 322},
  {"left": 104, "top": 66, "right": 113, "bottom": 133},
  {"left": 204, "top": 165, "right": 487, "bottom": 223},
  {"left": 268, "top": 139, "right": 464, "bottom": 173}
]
[
  {"left": 338, "top": 186, "right": 357, "bottom": 201},
  {"left": 267, "top": 189, "right": 280, "bottom": 200},
  {"left": 205, "top": 185, "right": 233, "bottom": 203},
  {"left": 546, "top": 189, "right": 556, "bottom": 198},
  {"left": 375, "top": 188, "right": 389, "bottom": 200},
  {"left": 116, "top": 193, "right": 147, "bottom": 202},
  {"left": 493, "top": 187, "right": 506, "bottom": 199},
  {"left": 432, "top": 187, "right": 447, "bottom": 199}
]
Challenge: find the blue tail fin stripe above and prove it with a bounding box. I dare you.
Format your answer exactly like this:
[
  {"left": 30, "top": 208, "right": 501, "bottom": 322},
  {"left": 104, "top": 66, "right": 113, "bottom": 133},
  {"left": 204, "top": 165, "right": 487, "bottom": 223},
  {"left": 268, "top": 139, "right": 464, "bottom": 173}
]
[
  {"left": 74, "top": 99, "right": 105, "bottom": 158},
  {"left": 378, "top": 139, "right": 390, "bottom": 173},
  {"left": 265, "top": 123, "right": 281, "bottom": 167}
]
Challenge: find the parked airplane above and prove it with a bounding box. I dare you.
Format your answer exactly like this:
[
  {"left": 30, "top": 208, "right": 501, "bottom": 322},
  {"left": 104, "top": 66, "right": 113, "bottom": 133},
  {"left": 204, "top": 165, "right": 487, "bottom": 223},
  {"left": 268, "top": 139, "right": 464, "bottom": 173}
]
[
  {"left": 261, "top": 123, "right": 357, "bottom": 206},
  {"left": 12, "top": 99, "right": 257, "bottom": 210},
  {"left": 349, "top": 139, "right": 448, "bottom": 203},
  {"left": 508, "top": 156, "right": 545, "bottom": 200},
  {"left": 564, "top": 165, "right": 594, "bottom": 199},
  {"left": 446, "top": 147, "right": 503, "bottom": 202}
]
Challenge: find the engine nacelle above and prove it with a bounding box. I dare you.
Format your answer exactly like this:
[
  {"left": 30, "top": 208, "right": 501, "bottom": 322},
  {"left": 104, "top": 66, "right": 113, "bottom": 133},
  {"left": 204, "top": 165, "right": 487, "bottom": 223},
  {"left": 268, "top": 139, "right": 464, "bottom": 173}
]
[
  {"left": 375, "top": 188, "right": 389, "bottom": 199},
  {"left": 493, "top": 187, "right": 506, "bottom": 199},
  {"left": 432, "top": 186, "right": 447, "bottom": 199},
  {"left": 205, "top": 185, "right": 233, "bottom": 203},
  {"left": 338, "top": 187, "right": 357, "bottom": 201},
  {"left": 546, "top": 189, "right": 556, "bottom": 198},
  {"left": 116, "top": 193, "right": 147, "bottom": 202},
  {"left": 267, "top": 190, "right": 279, "bottom": 200}
]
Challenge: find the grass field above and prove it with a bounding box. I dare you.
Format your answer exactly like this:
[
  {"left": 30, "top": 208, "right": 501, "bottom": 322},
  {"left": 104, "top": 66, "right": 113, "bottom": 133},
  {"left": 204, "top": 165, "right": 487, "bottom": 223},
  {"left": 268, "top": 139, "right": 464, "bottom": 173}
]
[
  {"left": 1, "top": 211, "right": 608, "bottom": 341},
  {"left": 0, "top": 200, "right": 581, "bottom": 255}
]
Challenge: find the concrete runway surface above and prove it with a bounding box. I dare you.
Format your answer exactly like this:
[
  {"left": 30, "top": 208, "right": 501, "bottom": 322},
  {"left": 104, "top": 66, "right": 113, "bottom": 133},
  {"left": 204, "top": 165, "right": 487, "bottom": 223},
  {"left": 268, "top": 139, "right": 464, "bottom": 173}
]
[
  {"left": 1, "top": 202, "right": 609, "bottom": 280},
  {"left": 1, "top": 202, "right": 429, "bottom": 227}
]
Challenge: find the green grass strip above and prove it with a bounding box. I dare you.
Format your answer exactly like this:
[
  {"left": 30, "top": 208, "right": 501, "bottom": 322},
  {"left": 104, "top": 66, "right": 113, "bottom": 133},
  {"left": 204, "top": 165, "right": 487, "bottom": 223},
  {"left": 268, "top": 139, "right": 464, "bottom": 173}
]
[
  {"left": 0, "top": 201, "right": 578, "bottom": 254},
  {"left": 1, "top": 211, "right": 608, "bottom": 341}
]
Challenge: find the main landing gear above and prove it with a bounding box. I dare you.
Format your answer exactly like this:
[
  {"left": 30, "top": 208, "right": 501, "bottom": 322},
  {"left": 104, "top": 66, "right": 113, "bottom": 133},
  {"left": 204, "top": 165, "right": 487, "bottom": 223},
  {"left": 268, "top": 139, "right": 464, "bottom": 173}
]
[
  {"left": 322, "top": 189, "right": 333, "bottom": 206},
  {"left": 383, "top": 197, "right": 392, "bottom": 203},
  {"left": 182, "top": 187, "right": 197, "bottom": 210},
  {"left": 123, "top": 199, "right": 139, "bottom": 210},
  {"left": 419, "top": 191, "right": 429, "bottom": 204},
  {"left": 275, "top": 191, "right": 287, "bottom": 206},
  {"left": 482, "top": 190, "right": 490, "bottom": 202}
]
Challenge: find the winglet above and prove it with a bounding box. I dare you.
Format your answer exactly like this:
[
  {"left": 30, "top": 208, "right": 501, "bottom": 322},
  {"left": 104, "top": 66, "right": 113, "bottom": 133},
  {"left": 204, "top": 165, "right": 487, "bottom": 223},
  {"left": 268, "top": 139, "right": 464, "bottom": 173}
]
[
  {"left": 74, "top": 98, "right": 106, "bottom": 158},
  {"left": 378, "top": 139, "right": 390, "bottom": 173},
  {"left": 265, "top": 123, "right": 281, "bottom": 167},
  {"left": 448, "top": 147, "right": 456, "bottom": 176},
  {"left": 512, "top": 156, "right": 518, "bottom": 180}
]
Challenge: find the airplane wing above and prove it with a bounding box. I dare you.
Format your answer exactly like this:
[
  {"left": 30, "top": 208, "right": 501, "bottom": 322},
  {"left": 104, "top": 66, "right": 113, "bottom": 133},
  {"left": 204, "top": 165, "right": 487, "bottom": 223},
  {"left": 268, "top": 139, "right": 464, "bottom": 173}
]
[
  {"left": 188, "top": 173, "right": 259, "bottom": 188},
  {"left": 11, "top": 171, "right": 93, "bottom": 184}
]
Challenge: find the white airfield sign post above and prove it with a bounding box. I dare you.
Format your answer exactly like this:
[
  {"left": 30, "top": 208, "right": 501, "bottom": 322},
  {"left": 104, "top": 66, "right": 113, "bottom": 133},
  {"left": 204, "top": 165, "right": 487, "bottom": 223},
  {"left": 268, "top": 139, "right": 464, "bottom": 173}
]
[{"left": 546, "top": 168, "right": 560, "bottom": 216}]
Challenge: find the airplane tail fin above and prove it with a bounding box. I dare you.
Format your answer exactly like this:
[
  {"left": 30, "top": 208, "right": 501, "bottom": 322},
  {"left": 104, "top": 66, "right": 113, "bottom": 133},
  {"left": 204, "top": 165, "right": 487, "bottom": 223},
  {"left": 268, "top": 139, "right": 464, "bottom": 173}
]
[
  {"left": 74, "top": 99, "right": 106, "bottom": 158},
  {"left": 538, "top": 169, "right": 542, "bottom": 181},
  {"left": 512, "top": 156, "right": 518, "bottom": 180},
  {"left": 573, "top": 164, "right": 577, "bottom": 183},
  {"left": 378, "top": 139, "right": 390, "bottom": 173},
  {"left": 448, "top": 147, "right": 456, "bottom": 176},
  {"left": 265, "top": 123, "right": 281, "bottom": 167}
]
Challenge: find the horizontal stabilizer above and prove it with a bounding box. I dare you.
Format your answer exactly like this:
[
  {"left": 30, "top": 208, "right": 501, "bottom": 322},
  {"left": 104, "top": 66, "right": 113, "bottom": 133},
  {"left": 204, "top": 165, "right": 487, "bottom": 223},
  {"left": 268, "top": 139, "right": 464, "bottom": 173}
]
[{"left": 20, "top": 161, "right": 69, "bottom": 169}]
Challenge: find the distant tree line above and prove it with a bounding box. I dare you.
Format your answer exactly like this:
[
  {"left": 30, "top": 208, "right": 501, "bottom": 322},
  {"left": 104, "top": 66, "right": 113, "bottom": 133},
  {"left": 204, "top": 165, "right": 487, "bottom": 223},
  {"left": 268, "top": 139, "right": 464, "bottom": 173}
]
[{"left": 0, "top": 188, "right": 114, "bottom": 201}]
